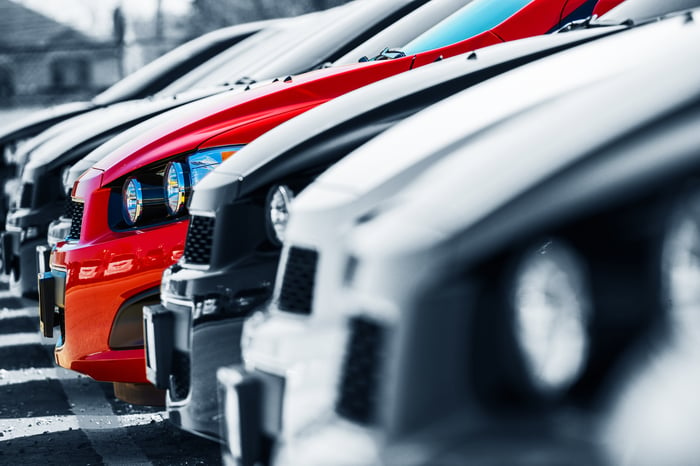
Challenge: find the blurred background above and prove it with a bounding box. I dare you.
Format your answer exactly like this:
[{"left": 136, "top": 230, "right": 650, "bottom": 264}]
[{"left": 0, "top": 0, "right": 350, "bottom": 120}]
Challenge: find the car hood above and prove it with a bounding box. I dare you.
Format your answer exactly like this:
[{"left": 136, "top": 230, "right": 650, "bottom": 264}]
[{"left": 77, "top": 62, "right": 377, "bottom": 190}]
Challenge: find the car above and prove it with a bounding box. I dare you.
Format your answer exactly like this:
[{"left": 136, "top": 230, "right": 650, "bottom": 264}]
[
  {"left": 252, "top": 11, "right": 700, "bottom": 465},
  {"left": 142, "top": 15, "right": 626, "bottom": 443},
  {"left": 2, "top": 0, "right": 434, "bottom": 298},
  {"left": 219, "top": 4, "right": 700, "bottom": 464}
]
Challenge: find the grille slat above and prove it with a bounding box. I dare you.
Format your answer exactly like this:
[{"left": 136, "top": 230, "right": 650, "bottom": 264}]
[
  {"left": 335, "top": 316, "right": 386, "bottom": 425},
  {"left": 67, "top": 201, "right": 84, "bottom": 240},
  {"left": 278, "top": 247, "right": 318, "bottom": 315},
  {"left": 183, "top": 216, "right": 215, "bottom": 265}
]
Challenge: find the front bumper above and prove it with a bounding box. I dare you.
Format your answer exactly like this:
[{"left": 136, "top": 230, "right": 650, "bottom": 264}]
[{"left": 145, "top": 298, "right": 247, "bottom": 441}]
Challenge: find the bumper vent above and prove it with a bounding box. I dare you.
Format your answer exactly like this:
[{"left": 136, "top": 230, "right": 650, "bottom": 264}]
[
  {"left": 335, "top": 316, "right": 386, "bottom": 426},
  {"left": 278, "top": 247, "right": 318, "bottom": 315},
  {"left": 169, "top": 350, "right": 191, "bottom": 401},
  {"left": 67, "top": 201, "right": 84, "bottom": 240},
  {"left": 183, "top": 216, "right": 215, "bottom": 265}
]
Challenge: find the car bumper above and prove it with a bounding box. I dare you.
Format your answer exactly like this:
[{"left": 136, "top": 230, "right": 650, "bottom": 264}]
[
  {"left": 50, "top": 220, "right": 187, "bottom": 383},
  {"left": 145, "top": 298, "right": 246, "bottom": 441}
]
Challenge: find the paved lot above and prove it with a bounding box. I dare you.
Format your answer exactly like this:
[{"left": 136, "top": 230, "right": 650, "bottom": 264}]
[{"left": 0, "top": 284, "right": 221, "bottom": 465}]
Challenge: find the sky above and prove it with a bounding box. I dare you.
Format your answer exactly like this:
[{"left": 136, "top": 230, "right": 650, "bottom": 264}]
[{"left": 12, "top": 0, "right": 192, "bottom": 38}]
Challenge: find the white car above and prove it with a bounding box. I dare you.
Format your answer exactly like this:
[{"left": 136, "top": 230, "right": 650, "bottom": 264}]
[
  {"left": 272, "top": 13, "right": 700, "bottom": 465},
  {"left": 222, "top": 8, "right": 700, "bottom": 466}
]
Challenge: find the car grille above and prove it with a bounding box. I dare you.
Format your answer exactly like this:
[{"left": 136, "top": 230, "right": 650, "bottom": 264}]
[
  {"left": 183, "top": 216, "right": 215, "bottom": 265},
  {"left": 67, "top": 201, "right": 84, "bottom": 240},
  {"left": 278, "top": 247, "right": 318, "bottom": 315},
  {"left": 169, "top": 350, "right": 190, "bottom": 401},
  {"left": 335, "top": 316, "right": 386, "bottom": 425}
]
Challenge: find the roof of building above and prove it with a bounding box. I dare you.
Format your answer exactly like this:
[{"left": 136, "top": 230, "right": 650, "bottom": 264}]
[{"left": 0, "top": 0, "right": 98, "bottom": 51}]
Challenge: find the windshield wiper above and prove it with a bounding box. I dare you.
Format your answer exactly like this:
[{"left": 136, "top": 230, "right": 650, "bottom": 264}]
[
  {"left": 359, "top": 47, "right": 407, "bottom": 62},
  {"left": 557, "top": 16, "right": 634, "bottom": 32}
]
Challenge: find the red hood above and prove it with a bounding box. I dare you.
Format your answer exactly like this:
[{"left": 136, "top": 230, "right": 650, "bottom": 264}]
[{"left": 90, "top": 60, "right": 397, "bottom": 187}]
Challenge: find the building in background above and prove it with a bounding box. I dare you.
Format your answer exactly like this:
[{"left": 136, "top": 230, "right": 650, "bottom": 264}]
[{"left": 0, "top": 0, "right": 120, "bottom": 106}]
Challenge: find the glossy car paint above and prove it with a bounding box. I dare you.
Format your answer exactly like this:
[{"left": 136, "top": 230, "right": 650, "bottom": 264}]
[
  {"left": 150, "top": 22, "right": 624, "bottom": 443},
  {"left": 232, "top": 10, "right": 700, "bottom": 464},
  {"left": 271, "top": 13, "right": 700, "bottom": 465}
]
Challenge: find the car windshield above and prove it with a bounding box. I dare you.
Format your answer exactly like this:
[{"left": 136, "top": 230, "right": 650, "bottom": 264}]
[
  {"left": 597, "top": 0, "right": 700, "bottom": 23},
  {"left": 402, "top": 0, "right": 533, "bottom": 55}
]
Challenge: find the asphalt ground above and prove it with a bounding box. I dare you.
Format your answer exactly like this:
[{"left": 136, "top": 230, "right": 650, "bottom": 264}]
[{"left": 0, "top": 283, "right": 222, "bottom": 466}]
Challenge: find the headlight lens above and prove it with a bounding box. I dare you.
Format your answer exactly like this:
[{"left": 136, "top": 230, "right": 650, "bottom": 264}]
[
  {"left": 119, "top": 145, "right": 242, "bottom": 227},
  {"left": 164, "top": 161, "right": 188, "bottom": 215},
  {"left": 661, "top": 196, "right": 700, "bottom": 339},
  {"left": 267, "top": 185, "right": 294, "bottom": 244},
  {"left": 123, "top": 177, "right": 143, "bottom": 225},
  {"left": 512, "top": 240, "right": 591, "bottom": 395}
]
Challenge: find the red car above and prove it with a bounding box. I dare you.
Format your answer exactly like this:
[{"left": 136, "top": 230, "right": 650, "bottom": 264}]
[{"left": 38, "top": 0, "right": 623, "bottom": 404}]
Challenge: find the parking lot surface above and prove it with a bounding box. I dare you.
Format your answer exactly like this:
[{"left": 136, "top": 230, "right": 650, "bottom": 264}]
[{"left": 0, "top": 284, "right": 221, "bottom": 465}]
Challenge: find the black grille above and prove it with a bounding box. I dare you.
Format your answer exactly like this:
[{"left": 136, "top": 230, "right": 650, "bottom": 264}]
[
  {"left": 169, "top": 350, "right": 190, "bottom": 401},
  {"left": 278, "top": 247, "right": 318, "bottom": 314},
  {"left": 19, "top": 183, "right": 33, "bottom": 208},
  {"left": 67, "top": 201, "right": 84, "bottom": 240},
  {"left": 183, "top": 216, "right": 215, "bottom": 265},
  {"left": 335, "top": 316, "right": 386, "bottom": 425}
]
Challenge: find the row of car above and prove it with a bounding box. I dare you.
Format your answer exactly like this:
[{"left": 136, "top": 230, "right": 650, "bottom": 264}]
[{"left": 1, "top": 0, "right": 699, "bottom": 463}]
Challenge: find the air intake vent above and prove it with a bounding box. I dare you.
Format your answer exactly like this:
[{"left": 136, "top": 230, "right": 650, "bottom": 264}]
[
  {"left": 335, "top": 316, "right": 386, "bottom": 425},
  {"left": 67, "top": 201, "right": 84, "bottom": 240},
  {"left": 183, "top": 216, "right": 215, "bottom": 265},
  {"left": 278, "top": 247, "right": 318, "bottom": 315},
  {"left": 169, "top": 350, "right": 190, "bottom": 401}
]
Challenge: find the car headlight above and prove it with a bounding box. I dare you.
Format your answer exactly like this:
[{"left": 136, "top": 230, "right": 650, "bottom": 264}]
[
  {"left": 164, "top": 161, "right": 188, "bottom": 215},
  {"left": 119, "top": 145, "right": 243, "bottom": 227},
  {"left": 123, "top": 177, "right": 144, "bottom": 225},
  {"left": 661, "top": 194, "right": 700, "bottom": 339},
  {"left": 511, "top": 240, "right": 591, "bottom": 396},
  {"left": 267, "top": 185, "right": 294, "bottom": 245}
]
